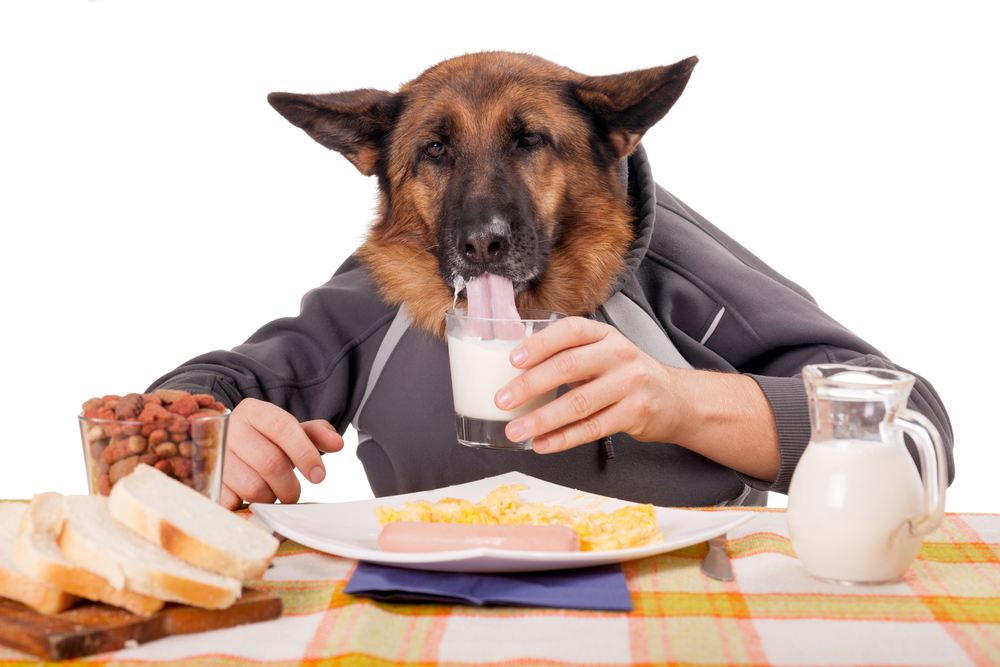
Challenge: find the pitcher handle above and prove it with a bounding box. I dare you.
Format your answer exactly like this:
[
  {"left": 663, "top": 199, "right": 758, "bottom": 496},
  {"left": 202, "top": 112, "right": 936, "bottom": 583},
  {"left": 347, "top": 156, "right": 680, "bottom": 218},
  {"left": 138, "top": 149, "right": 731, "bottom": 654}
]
[{"left": 896, "top": 408, "right": 947, "bottom": 537}]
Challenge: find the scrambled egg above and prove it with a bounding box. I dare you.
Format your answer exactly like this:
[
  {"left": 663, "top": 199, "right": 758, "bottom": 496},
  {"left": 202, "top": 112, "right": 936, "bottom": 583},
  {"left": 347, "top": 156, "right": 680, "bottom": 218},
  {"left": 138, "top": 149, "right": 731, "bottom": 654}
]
[{"left": 373, "top": 484, "right": 662, "bottom": 551}]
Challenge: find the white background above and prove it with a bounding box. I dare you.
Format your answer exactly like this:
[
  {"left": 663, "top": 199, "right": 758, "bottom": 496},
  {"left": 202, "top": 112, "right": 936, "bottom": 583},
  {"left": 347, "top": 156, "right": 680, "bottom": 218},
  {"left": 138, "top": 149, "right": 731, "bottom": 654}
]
[{"left": 1, "top": 2, "right": 996, "bottom": 511}]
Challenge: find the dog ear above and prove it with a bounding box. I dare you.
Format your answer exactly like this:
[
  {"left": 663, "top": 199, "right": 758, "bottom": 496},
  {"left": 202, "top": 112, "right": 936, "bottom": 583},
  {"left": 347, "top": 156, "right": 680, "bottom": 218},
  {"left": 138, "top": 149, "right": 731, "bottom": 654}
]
[
  {"left": 574, "top": 56, "right": 698, "bottom": 159},
  {"left": 267, "top": 89, "right": 395, "bottom": 176}
]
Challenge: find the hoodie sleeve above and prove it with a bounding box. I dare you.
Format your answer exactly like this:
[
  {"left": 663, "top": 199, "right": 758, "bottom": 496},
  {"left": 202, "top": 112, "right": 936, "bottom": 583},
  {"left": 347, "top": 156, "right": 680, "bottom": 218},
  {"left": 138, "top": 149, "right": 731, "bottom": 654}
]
[
  {"left": 645, "top": 187, "right": 954, "bottom": 495},
  {"left": 146, "top": 256, "right": 396, "bottom": 434}
]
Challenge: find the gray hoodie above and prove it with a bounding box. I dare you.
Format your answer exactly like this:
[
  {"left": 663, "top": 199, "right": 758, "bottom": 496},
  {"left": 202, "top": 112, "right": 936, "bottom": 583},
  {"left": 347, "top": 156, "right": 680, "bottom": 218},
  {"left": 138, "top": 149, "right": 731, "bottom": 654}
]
[{"left": 150, "top": 146, "right": 954, "bottom": 506}]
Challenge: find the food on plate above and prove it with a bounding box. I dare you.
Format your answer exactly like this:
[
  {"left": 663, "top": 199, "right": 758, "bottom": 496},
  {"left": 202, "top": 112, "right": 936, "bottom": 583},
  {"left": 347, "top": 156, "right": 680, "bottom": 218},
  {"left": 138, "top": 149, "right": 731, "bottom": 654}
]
[
  {"left": 79, "top": 390, "right": 228, "bottom": 497},
  {"left": 374, "top": 484, "right": 662, "bottom": 551},
  {"left": 109, "top": 463, "right": 279, "bottom": 579},
  {"left": 378, "top": 521, "right": 581, "bottom": 553},
  {"left": 0, "top": 502, "right": 80, "bottom": 614},
  {"left": 12, "top": 492, "right": 164, "bottom": 615}
]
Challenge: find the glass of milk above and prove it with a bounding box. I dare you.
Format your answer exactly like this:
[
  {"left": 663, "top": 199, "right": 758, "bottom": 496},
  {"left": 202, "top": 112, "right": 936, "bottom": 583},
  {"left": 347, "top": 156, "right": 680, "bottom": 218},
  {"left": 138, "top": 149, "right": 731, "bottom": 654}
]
[
  {"left": 446, "top": 308, "right": 566, "bottom": 449},
  {"left": 786, "top": 364, "right": 948, "bottom": 584}
]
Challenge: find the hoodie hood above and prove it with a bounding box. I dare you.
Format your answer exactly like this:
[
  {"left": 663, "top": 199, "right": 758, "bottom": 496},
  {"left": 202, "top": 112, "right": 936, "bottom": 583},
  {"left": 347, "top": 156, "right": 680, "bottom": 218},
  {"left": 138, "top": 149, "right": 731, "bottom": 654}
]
[{"left": 608, "top": 143, "right": 657, "bottom": 297}]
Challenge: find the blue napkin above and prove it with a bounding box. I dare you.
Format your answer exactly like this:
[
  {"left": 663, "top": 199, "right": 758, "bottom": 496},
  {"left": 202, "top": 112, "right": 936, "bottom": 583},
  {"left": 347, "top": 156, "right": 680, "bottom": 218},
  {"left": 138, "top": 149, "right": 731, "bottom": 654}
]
[{"left": 344, "top": 562, "right": 632, "bottom": 611}]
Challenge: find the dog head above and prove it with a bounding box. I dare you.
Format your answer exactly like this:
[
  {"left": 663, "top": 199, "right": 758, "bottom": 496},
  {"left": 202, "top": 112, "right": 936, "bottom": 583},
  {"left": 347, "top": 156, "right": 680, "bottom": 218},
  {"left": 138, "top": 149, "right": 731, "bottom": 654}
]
[{"left": 269, "top": 52, "right": 696, "bottom": 336}]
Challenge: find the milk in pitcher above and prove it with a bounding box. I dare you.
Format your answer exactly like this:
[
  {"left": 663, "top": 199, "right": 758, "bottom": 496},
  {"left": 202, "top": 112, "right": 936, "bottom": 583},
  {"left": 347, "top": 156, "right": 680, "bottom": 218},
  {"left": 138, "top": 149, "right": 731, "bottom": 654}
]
[{"left": 787, "top": 438, "right": 924, "bottom": 583}]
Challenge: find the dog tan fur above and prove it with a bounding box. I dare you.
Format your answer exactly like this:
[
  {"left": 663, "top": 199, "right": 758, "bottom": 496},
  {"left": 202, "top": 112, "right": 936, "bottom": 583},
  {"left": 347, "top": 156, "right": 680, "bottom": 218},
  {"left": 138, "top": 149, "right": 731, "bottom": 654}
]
[{"left": 268, "top": 52, "right": 697, "bottom": 337}]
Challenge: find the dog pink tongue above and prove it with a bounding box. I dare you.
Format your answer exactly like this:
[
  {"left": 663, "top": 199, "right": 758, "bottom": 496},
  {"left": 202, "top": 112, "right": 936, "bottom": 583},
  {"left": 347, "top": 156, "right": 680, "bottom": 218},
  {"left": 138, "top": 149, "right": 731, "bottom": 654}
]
[{"left": 465, "top": 274, "right": 525, "bottom": 340}]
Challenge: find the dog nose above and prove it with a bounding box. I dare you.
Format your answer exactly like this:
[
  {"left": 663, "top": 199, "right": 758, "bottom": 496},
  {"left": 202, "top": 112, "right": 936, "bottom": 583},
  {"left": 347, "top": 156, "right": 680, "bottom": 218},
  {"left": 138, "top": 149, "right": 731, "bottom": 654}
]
[{"left": 462, "top": 230, "right": 508, "bottom": 264}]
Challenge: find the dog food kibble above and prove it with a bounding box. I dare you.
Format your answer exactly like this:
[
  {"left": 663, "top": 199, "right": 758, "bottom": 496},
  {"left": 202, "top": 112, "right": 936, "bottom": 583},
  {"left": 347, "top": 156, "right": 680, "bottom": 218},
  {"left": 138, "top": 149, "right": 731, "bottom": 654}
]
[{"left": 80, "top": 390, "right": 228, "bottom": 497}]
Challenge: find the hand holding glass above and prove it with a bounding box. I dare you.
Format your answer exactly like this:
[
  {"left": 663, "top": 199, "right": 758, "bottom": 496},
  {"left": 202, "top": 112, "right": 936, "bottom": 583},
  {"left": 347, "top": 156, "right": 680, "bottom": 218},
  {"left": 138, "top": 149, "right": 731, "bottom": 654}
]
[{"left": 446, "top": 309, "right": 565, "bottom": 449}]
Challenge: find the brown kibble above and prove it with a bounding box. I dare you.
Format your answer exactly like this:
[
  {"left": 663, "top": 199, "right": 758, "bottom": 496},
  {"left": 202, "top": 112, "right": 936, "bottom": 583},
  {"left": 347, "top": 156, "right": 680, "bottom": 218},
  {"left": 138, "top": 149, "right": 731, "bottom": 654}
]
[
  {"left": 154, "top": 388, "right": 189, "bottom": 405},
  {"left": 127, "top": 435, "right": 147, "bottom": 454},
  {"left": 96, "top": 474, "right": 112, "bottom": 496},
  {"left": 90, "top": 439, "right": 107, "bottom": 460},
  {"left": 155, "top": 441, "right": 178, "bottom": 458},
  {"left": 121, "top": 422, "right": 142, "bottom": 436},
  {"left": 102, "top": 438, "right": 133, "bottom": 464},
  {"left": 189, "top": 416, "right": 219, "bottom": 441},
  {"left": 193, "top": 472, "right": 209, "bottom": 491},
  {"left": 166, "top": 420, "right": 190, "bottom": 434},
  {"left": 192, "top": 394, "right": 216, "bottom": 407},
  {"left": 115, "top": 393, "right": 145, "bottom": 421},
  {"left": 167, "top": 394, "right": 198, "bottom": 417},
  {"left": 85, "top": 388, "right": 226, "bottom": 492},
  {"left": 168, "top": 456, "right": 193, "bottom": 478},
  {"left": 109, "top": 455, "right": 140, "bottom": 484},
  {"left": 138, "top": 403, "right": 172, "bottom": 422}
]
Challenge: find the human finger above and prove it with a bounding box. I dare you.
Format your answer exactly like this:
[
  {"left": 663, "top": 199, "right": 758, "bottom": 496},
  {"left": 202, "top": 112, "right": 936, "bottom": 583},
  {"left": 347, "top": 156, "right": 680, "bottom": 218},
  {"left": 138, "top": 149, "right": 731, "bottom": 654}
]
[
  {"left": 508, "top": 316, "right": 610, "bottom": 369},
  {"left": 497, "top": 322, "right": 632, "bottom": 412},
  {"left": 497, "top": 342, "right": 616, "bottom": 413},
  {"left": 235, "top": 399, "right": 328, "bottom": 487},
  {"left": 221, "top": 447, "right": 282, "bottom": 506},
  {"left": 505, "top": 373, "right": 629, "bottom": 447},
  {"left": 530, "top": 403, "right": 623, "bottom": 454},
  {"left": 220, "top": 483, "right": 242, "bottom": 511}
]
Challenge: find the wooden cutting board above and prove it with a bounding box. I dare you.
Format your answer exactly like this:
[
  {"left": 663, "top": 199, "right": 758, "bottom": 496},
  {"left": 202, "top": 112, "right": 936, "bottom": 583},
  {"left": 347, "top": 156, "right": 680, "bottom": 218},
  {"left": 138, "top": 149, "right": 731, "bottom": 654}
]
[{"left": 0, "top": 588, "right": 282, "bottom": 660}]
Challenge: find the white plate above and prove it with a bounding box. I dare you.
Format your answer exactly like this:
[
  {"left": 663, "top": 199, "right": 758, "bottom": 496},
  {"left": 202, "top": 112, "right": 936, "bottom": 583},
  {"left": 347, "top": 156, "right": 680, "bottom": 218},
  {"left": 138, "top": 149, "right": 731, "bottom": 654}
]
[{"left": 250, "top": 472, "right": 752, "bottom": 573}]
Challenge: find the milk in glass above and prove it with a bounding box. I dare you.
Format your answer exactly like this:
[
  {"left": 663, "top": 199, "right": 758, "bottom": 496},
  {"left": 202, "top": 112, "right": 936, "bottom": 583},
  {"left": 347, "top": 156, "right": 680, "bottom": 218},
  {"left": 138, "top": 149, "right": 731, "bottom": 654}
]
[{"left": 446, "top": 308, "right": 565, "bottom": 449}]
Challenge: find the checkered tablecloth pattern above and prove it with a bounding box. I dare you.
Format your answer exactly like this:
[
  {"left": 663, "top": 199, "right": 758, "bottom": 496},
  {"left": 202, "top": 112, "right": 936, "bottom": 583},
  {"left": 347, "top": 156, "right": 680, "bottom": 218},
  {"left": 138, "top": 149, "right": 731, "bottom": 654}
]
[{"left": 2, "top": 508, "right": 999, "bottom": 667}]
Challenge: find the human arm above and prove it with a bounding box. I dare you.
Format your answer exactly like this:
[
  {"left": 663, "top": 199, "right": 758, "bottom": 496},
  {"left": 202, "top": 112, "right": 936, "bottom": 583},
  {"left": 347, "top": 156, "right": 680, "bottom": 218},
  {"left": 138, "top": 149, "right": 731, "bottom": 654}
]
[
  {"left": 147, "top": 256, "right": 396, "bottom": 508},
  {"left": 497, "top": 317, "right": 781, "bottom": 482},
  {"left": 495, "top": 175, "right": 954, "bottom": 494}
]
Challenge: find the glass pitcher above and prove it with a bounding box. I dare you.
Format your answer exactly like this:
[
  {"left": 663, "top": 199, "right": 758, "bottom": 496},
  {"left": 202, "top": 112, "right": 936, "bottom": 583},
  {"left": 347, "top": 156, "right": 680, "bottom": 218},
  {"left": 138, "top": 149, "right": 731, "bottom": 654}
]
[{"left": 786, "top": 364, "right": 947, "bottom": 584}]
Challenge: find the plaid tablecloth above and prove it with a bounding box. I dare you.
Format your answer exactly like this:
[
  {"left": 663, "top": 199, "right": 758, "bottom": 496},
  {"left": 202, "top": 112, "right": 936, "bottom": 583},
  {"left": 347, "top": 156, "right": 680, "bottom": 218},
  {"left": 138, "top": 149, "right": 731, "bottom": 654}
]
[{"left": 2, "top": 508, "right": 999, "bottom": 667}]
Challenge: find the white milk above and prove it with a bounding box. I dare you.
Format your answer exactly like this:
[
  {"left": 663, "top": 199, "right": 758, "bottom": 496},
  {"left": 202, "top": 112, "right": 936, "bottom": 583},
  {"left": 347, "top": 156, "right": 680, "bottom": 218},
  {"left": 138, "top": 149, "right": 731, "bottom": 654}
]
[
  {"left": 786, "top": 439, "right": 925, "bottom": 583},
  {"left": 447, "top": 334, "right": 557, "bottom": 421}
]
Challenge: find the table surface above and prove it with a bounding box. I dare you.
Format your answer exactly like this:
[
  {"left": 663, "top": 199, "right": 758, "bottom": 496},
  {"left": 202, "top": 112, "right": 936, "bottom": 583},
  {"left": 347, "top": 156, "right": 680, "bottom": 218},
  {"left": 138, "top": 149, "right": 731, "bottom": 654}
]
[{"left": 2, "top": 507, "right": 998, "bottom": 667}]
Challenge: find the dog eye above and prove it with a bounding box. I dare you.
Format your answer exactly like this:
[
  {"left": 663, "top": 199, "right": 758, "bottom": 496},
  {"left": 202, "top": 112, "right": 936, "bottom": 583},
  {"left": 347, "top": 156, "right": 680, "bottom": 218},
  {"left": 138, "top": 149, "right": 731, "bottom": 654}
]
[
  {"left": 424, "top": 142, "right": 446, "bottom": 158},
  {"left": 519, "top": 133, "right": 542, "bottom": 148}
]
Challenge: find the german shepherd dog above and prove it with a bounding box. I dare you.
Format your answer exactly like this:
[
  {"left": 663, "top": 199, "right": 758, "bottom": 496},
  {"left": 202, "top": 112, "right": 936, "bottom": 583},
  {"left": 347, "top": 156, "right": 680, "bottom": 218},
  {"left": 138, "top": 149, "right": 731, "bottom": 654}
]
[{"left": 268, "top": 52, "right": 697, "bottom": 334}]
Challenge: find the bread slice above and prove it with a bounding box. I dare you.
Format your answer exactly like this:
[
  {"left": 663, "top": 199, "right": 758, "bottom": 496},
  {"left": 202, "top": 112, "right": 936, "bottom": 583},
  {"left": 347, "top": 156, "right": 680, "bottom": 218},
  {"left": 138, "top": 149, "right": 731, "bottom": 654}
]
[
  {"left": 108, "top": 464, "right": 279, "bottom": 580},
  {"left": 12, "top": 493, "right": 164, "bottom": 615},
  {"left": 0, "top": 502, "right": 79, "bottom": 613},
  {"left": 57, "top": 494, "right": 242, "bottom": 610}
]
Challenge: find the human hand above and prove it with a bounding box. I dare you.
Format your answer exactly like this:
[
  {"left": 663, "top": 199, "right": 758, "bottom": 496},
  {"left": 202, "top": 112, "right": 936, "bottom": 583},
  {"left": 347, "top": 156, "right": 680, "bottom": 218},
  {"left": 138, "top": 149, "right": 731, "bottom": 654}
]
[
  {"left": 495, "top": 316, "right": 780, "bottom": 481},
  {"left": 220, "top": 398, "right": 344, "bottom": 510},
  {"left": 495, "top": 317, "right": 680, "bottom": 454}
]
